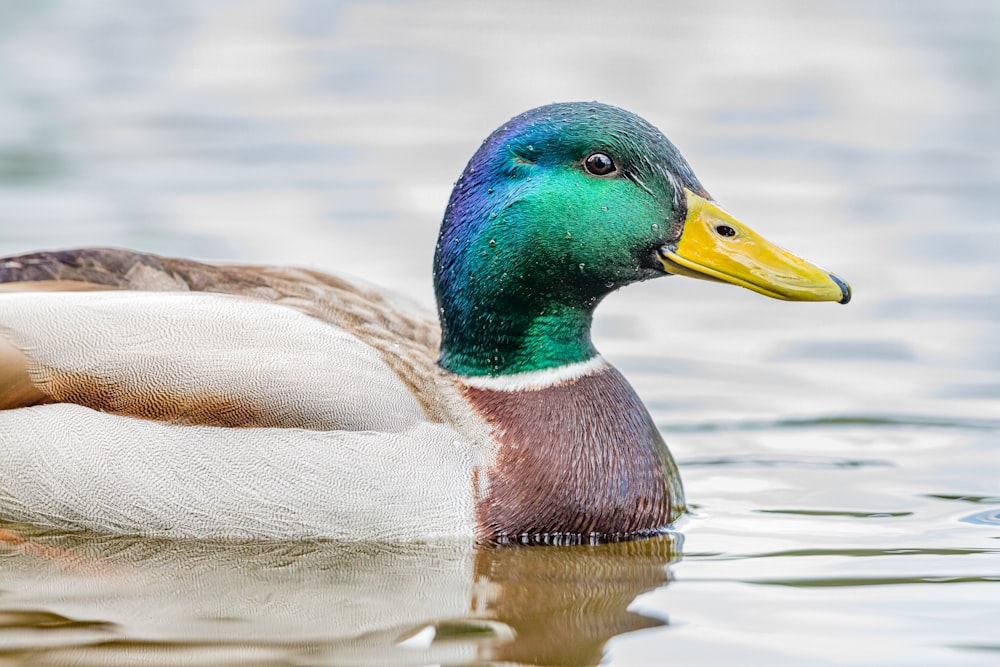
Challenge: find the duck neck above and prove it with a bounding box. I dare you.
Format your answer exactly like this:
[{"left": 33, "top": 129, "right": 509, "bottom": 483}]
[{"left": 435, "top": 288, "right": 598, "bottom": 377}]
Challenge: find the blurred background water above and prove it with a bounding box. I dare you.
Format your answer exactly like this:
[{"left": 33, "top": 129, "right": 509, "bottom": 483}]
[{"left": 0, "top": 1, "right": 997, "bottom": 665}]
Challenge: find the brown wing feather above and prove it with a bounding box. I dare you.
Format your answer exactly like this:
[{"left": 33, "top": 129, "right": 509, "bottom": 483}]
[
  {"left": 0, "top": 248, "right": 183, "bottom": 289},
  {"left": 0, "top": 337, "right": 49, "bottom": 409},
  {"left": 0, "top": 281, "right": 119, "bottom": 293}
]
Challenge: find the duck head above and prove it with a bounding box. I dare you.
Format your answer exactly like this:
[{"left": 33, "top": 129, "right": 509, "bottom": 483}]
[{"left": 434, "top": 102, "right": 850, "bottom": 377}]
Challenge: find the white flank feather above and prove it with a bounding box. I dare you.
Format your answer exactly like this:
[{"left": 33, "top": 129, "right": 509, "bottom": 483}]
[{"left": 0, "top": 404, "right": 477, "bottom": 540}]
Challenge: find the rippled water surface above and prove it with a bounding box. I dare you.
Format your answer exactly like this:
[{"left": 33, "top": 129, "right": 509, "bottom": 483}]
[{"left": 0, "top": 1, "right": 998, "bottom": 665}]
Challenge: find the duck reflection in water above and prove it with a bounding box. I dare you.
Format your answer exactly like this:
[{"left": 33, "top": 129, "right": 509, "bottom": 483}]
[{"left": 0, "top": 528, "right": 680, "bottom": 666}]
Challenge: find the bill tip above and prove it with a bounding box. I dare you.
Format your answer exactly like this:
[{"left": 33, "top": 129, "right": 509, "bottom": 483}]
[{"left": 831, "top": 274, "right": 852, "bottom": 305}]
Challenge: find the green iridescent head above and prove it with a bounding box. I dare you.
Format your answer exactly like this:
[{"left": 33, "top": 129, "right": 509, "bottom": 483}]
[{"left": 433, "top": 102, "right": 849, "bottom": 377}]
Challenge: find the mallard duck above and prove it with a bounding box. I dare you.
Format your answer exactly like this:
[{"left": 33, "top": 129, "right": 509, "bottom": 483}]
[{"left": 0, "top": 102, "right": 849, "bottom": 544}]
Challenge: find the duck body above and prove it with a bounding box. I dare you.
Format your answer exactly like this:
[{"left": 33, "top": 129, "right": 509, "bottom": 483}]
[
  {"left": 0, "top": 255, "right": 676, "bottom": 544},
  {"left": 0, "top": 103, "right": 848, "bottom": 543}
]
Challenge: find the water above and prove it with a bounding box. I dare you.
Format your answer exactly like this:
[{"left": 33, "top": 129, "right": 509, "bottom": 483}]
[{"left": 0, "top": 1, "right": 998, "bottom": 664}]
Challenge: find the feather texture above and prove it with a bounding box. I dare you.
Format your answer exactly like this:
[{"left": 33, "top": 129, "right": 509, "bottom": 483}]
[{"left": 0, "top": 404, "right": 476, "bottom": 540}]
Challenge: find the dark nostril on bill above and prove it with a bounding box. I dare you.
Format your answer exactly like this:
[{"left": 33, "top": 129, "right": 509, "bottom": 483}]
[
  {"left": 831, "top": 273, "right": 852, "bottom": 304},
  {"left": 715, "top": 224, "right": 736, "bottom": 237}
]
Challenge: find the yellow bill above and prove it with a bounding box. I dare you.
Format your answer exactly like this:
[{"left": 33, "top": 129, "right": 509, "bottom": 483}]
[{"left": 658, "top": 190, "right": 851, "bottom": 304}]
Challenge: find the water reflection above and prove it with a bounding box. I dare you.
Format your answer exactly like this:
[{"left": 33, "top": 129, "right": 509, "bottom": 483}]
[
  {"left": 476, "top": 537, "right": 677, "bottom": 666},
  {"left": 0, "top": 528, "right": 681, "bottom": 666}
]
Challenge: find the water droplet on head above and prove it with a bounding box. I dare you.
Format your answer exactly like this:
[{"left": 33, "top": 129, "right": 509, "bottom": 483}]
[
  {"left": 489, "top": 239, "right": 497, "bottom": 247},
  {"left": 578, "top": 263, "right": 586, "bottom": 270},
  {"left": 601, "top": 206, "right": 608, "bottom": 212},
  {"left": 490, "top": 213, "right": 497, "bottom": 219},
  {"left": 565, "top": 231, "right": 572, "bottom": 239},
  {"left": 487, "top": 188, "right": 494, "bottom": 194},
  {"left": 651, "top": 223, "right": 659, "bottom": 231}
]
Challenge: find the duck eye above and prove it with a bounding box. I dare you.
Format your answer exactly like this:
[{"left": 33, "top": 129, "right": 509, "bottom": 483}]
[
  {"left": 715, "top": 224, "right": 736, "bottom": 237},
  {"left": 584, "top": 152, "right": 616, "bottom": 176}
]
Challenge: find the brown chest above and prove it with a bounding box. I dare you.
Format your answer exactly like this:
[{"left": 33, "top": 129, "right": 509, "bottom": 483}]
[{"left": 463, "top": 368, "right": 684, "bottom": 545}]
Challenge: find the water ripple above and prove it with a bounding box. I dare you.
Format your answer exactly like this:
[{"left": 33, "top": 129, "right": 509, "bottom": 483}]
[
  {"left": 926, "top": 494, "right": 1000, "bottom": 505},
  {"left": 663, "top": 414, "right": 1000, "bottom": 433},
  {"left": 743, "top": 575, "right": 1000, "bottom": 588},
  {"left": 960, "top": 509, "right": 1000, "bottom": 526},
  {"left": 686, "top": 547, "right": 1000, "bottom": 561},
  {"left": 755, "top": 509, "right": 912, "bottom": 518},
  {"left": 680, "top": 456, "right": 892, "bottom": 469}
]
